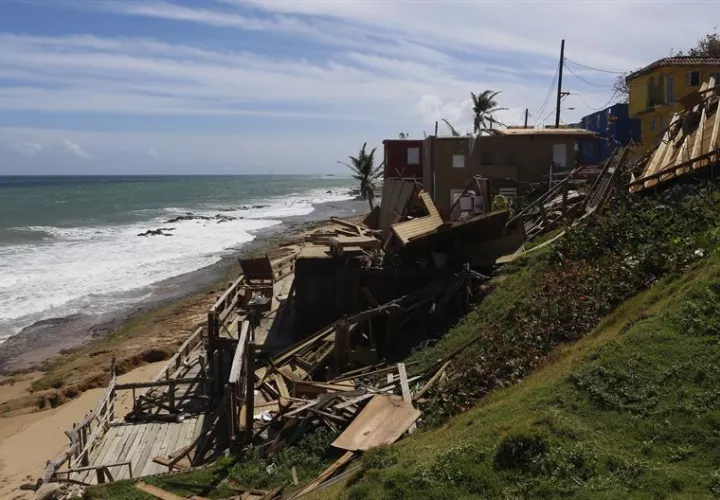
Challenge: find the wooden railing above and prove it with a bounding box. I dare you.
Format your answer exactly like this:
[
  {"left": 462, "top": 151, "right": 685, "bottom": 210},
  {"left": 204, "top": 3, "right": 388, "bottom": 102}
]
[
  {"left": 208, "top": 276, "right": 245, "bottom": 342},
  {"left": 273, "top": 252, "right": 297, "bottom": 281},
  {"left": 40, "top": 361, "right": 118, "bottom": 487}
]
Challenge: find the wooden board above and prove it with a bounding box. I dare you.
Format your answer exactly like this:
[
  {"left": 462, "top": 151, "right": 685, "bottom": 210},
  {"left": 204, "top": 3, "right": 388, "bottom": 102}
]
[
  {"left": 390, "top": 191, "right": 443, "bottom": 245},
  {"left": 135, "top": 481, "right": 185, "bottom": 500},
  {"left": 331, "top": 395, "right": 420, "bottom": 452}
]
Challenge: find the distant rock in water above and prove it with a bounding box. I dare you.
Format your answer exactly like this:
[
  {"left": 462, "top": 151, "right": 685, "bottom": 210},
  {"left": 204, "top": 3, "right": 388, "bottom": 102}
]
[
  {"left": 138, "top": 227, "right": 176, "bottom": 237},
  {"left": 164, "top": 212, "right": 245, "bottom": 224}
]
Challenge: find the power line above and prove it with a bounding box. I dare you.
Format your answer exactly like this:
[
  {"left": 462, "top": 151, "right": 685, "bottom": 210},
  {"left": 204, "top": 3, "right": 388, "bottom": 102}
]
[
  {"left": 564, "top": 57, "right": 626, "bottom": 75},
  {"left": 564, "top": 64, "right": 614, "bottom": 88},
  {"left": 571, "top": 90, "right": 621, "bottom": 111},
  {"left": 533, "top": 60, "right": 560, "bottom": 126}
]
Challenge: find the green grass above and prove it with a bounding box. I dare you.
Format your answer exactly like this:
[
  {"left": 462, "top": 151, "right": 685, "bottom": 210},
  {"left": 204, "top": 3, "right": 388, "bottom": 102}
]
[
  {"left": 89, "top": 182, "right": 720, "bottom": 499},
  {"left": 327, "top": 253, "right": 720, "bottom": 499}
]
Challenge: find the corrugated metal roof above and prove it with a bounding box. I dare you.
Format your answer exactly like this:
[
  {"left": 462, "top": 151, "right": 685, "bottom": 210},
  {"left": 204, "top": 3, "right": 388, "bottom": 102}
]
[{"left": 627, "top": 56, "right": 720, "bottom": 81}]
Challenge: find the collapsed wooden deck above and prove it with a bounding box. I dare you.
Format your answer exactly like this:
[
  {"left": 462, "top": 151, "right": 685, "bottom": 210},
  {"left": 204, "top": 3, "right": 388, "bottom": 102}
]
[{"left": 42, "top": 249, "right": 302, "bottom": 488}]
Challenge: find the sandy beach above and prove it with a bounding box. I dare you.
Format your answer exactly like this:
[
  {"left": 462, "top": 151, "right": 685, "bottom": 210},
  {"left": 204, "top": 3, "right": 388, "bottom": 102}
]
[
  {"left": 0, "top": 362, "right": 160, "bottom": 499},
  {"left": 0, "top": 200, "right": 368, "bottom": 498}
]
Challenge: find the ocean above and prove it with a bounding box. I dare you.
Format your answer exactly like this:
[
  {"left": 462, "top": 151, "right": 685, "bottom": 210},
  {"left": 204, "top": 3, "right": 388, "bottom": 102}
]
[{"left": 0, "top": 175, "right": 358, "bottom": 342}]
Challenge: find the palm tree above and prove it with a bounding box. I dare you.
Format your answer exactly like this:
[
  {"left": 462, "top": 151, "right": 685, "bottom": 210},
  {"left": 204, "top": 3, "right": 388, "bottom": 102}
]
[
  {"left": 471, "top": 90, "right": 507, "bottom": 134},
  {"left": 339, "top": 143, "right": 383, "bottom": 210},
  {"left": 442, "top": 118, "right": 461, "bottom": 137}
]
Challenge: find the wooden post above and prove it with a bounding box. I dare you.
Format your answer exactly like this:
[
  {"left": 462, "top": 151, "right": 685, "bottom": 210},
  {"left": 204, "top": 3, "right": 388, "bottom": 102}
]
[
  {"left": 169, "top": 381, "right": 176, "bottom": 413},
  {"left": 245, "top": 342, "right": 256, "bottom": 444},
  {"left": 225, "top": 385, "right": 235, "bottom": 441},
  {"left": 333, "top": 320, "right": 349, "bottom": 374}
]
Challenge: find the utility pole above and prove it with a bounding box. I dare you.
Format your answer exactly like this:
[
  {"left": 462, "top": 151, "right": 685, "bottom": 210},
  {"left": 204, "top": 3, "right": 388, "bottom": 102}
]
[
  {"left": 554, "top": 39, "right": 565, "bottom": 128},
  {"left": 524, "top": 108, "right": 529, "bottom": 128}
]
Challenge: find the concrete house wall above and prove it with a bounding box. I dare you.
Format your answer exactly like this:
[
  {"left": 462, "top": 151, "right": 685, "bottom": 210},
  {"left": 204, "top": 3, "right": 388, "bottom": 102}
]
[
  {"left": 422, "top": 134, "right": 580, "bottom": 214},
  {"left": 626, "top": 57, "right": 720, "bottom": 147}
]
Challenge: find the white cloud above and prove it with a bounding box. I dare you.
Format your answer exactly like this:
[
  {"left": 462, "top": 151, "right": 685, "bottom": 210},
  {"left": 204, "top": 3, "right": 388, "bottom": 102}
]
[
  {"left": 61, "top": 140, "right": 92, "bottom": 159},
  {"left": 2, "top": 0, "right": 720, "bottom": 173}
]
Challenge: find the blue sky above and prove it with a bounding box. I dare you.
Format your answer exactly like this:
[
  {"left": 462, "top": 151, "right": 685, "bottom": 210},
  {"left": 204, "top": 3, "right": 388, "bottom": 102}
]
[{"left": 0, "top": 0, "right": 718, "bottom": 174}]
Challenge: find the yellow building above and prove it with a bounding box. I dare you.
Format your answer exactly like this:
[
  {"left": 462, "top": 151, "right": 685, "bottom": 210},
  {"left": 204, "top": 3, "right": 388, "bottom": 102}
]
[{"left": 626, "top": 57, "right": 720, "bottom": 147}]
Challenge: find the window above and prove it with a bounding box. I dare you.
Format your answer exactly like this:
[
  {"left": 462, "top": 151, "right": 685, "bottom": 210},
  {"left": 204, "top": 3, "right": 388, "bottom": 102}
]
[
  {"left": 596, "top": 115, "right": 601, "bottom": 128},
  {"left": 711, "top": 72, "right": 720, "bottom": 84},
  {"left": 686, "top": 71, "right": 700, "bottom": 87},
  {"left": 452, "top": 154, "right": 465, "bottom": 168},
  {"left": 666, "top": 75, "right": 675, "bottom": 103},
  {"left": 646, "top": 76, "right": 656, "bottom": 107},
  {"left": 406, "top": 147, "right": 420, "bottom": 165},
  {"left": 649, "top": 118, "right": 656, "bottom": 132},
  {"left": 498, "top": 187, "right": 517, "bottom": 202}
]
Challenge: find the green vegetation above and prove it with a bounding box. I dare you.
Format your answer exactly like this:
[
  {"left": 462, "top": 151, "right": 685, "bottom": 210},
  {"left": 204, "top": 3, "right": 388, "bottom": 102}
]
[
  {"left": 339, "top": 142, "right": 383, "bottom": 210},
  {"left": 325, "top": 183, "right": 720, "bottom": 498},
  {"left": 85, "top": 428, "right": 340, "bottom": 499}
]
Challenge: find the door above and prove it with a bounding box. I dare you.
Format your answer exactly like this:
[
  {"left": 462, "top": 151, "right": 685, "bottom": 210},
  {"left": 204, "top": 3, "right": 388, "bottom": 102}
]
[{"left": 553, "top": 144, "right": 567, "bottom": 169}]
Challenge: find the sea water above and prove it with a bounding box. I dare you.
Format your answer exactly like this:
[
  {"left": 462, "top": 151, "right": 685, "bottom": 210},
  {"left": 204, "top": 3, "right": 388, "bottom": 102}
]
[{"left": 0, "top": 175, "right": 356, "bottom": 341}]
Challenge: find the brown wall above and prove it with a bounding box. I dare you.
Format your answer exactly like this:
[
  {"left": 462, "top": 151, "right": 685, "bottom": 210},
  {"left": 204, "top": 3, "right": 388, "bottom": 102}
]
[{"left": 423, "top": 135, "right": 577, "bottom": 213}]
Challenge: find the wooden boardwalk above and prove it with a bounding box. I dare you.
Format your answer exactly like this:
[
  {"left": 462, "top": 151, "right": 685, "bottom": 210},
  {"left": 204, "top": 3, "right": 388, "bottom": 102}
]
[{"left": 74, "top": 416, "right": 205, "bottom": 484}]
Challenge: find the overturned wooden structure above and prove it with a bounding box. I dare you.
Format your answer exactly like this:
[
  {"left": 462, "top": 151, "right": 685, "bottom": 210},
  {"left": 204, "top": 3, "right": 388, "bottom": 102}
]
[{"left": 630, "top": 78, "right": 720, "bottom": 192}]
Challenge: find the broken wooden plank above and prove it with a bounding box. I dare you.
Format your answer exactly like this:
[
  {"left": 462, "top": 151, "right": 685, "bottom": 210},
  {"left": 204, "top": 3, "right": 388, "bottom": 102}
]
[
  {"left": 413, "top": 360, "right": 451, "bottom": 402},
  {"left": 332, "top": 395, "right": 421, "bottom": 452},
  {"left": 135, "top": 481, "right": 184, "bottom": 500},
  {"left": 397, "top": 363, "right": 411, "bottom": 402},
  {"left": 291, "top": 451, "right": 355, "bottom": 499}
]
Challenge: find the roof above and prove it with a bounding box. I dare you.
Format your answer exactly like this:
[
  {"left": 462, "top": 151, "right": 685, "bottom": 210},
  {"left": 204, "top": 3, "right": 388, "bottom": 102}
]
[
  {"left": 626, "top": 56, "right": 720, "bottom": 81},
  {"left": 490, "top": 128, "right": 597, "bottom": 138},
  {"left": 383, "top": 139, "right": 423, "bottom": 144}
]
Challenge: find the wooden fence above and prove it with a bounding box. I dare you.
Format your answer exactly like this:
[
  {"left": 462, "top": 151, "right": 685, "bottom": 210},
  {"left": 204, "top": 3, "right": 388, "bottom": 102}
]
[{"left": 40, "top": 360, "right": 119, "bottom": 487}]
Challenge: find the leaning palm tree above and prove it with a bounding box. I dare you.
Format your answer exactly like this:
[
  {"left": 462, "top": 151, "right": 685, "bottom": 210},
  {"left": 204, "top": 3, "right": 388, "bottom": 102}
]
[
  {"left": 339, "top": 143, "right": 384, "bottom": 210},
  {"left": 442, "top": 118, "right": 461, "bottom": 137},
  {"left": 471, "top": 90, "right": 508, "bottom": 134}
]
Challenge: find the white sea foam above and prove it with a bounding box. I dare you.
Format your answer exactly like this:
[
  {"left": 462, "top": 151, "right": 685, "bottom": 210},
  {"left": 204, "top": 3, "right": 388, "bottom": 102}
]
[{"left": 0, "top": 187, "right": 354, "bottom": 341}]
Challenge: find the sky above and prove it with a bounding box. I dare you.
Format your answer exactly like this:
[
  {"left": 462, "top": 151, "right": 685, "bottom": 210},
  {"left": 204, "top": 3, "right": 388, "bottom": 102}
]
[{"left": 0, "top": 0, "right": 718, "bottom": 175}]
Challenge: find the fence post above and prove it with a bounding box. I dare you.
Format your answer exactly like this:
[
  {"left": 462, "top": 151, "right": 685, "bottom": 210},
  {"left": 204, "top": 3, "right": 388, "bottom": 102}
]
[{"left": 245, "top": 342, "right": 255, "bottom": 444}]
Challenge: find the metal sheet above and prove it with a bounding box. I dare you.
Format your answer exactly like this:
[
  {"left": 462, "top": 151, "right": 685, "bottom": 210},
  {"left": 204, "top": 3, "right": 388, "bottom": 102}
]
[{"left": 332, "top": 394, "right": 421, "bottom": 452}]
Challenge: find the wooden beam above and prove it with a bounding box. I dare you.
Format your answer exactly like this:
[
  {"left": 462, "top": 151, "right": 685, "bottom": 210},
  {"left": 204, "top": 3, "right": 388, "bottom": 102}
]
[
  {"left": 710, "top": 93, "right": 720, "bottom": 165},
  {"left": 115, "top": 378, "right": 208, "bottom": 390},
  {"left": 135, "top": 481, "right": 185, "bottom": 500},
  {"left": 291, "top": 451, "right": 355, "bottom": 499},
  {"left": 397, "top": 363, "right": 411, "bottom": 402},
  {"left": 330, "top": 216, "right": 363, "bottom": 235},
  {"left": 228, "top": 320, "right": 250, "bottom": 384},
  {"left": 245, "top": 341, "right": 256, "bottom": 443},
  {"left": 413, "top": 360, "right": 451, "bottom": 402}
]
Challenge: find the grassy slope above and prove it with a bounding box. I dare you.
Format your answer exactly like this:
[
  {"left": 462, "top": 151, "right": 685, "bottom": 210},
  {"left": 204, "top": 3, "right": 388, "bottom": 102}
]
[
  {"left": 87, "top": 185, "right": 720, "bottom": 499},
  {"left": 331, "top": 251, "right": 720, "bottom": 499}
]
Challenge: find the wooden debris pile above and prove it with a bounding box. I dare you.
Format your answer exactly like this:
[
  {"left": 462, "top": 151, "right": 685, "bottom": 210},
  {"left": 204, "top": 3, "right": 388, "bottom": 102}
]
[{"left": 506, "top": 147, "right": 631, "bottom": 241}]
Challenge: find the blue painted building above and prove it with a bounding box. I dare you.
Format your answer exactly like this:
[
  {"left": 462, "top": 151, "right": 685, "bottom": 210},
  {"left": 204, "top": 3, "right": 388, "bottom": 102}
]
[{"left": 578, "top": 103, "right": 641, "bottom": 165}]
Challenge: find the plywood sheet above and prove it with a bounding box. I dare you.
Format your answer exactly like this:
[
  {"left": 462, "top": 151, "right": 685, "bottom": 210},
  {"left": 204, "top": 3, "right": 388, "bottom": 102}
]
[
  {"left": 379, "top": 180, "right": 417, "bottom": 233},
  {"left": 331, "top": 395, "right": 420, "bottom": 452},
  {"left": 390, "top": 190, "right": 444, "bottom": 245}
]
